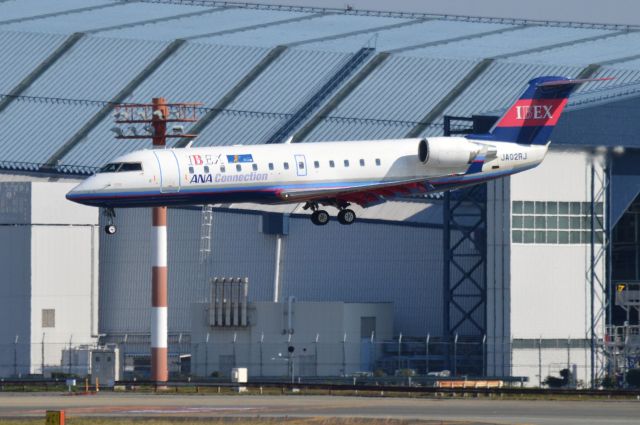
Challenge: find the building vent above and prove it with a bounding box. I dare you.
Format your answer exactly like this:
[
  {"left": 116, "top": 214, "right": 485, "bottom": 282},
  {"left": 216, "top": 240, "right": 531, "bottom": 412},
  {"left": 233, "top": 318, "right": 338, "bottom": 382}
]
[
  {"left": 42, "top": 309, "right": 55, "bottom": 328},
  {"left": 209, "top": 277, "right": 249, "bottom": 327}
]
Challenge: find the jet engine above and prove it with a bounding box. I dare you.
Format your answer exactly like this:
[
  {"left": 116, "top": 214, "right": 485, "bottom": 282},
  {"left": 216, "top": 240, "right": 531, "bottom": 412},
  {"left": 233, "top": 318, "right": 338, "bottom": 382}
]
[{"left": 418, "top": 138, "right": 481, "bottom": 170}]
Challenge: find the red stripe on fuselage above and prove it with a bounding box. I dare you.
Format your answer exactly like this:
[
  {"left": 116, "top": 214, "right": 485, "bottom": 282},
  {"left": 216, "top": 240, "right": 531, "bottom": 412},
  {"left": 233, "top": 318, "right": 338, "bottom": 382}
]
[{"left": 496, "top": 98, "right": 567, "bottom": 128}]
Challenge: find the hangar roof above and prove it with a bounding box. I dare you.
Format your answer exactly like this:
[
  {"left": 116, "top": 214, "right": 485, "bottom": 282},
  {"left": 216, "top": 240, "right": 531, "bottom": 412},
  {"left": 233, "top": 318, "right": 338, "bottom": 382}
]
[{"left": 0, "top": 0, "right": 639, "bottom": 174}]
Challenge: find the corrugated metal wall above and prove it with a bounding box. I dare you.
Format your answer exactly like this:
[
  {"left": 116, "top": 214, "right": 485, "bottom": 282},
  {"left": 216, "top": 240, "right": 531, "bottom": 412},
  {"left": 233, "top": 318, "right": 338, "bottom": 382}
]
[
  {"left": 205, "top": 13, "right": 408, "bottom": 47},
  {"left": 407, "top": 26, "right": 613, "bottom": 59},
  {"left": 0, "top": 35, "right": 168, "bottom": 169},
  {"left": 62, "top": 42, "right": 269, "bottom": 167},
  {"left": 0, "top": 31, "right": 67, "bottom": 94},
  {"left": 304, "top": 56, "right": 479, "bottom": 141},
  {"left": 98, "top": 208, "right": 449, "bottom": 337},
  {"left": 418, "top": 61, "right": 585, "bottom": 137},
  {"left": 303, "top": 20, "right": 513, "bottom": 53},
  {"left": 195, "top": 49, "right": 354, "bottom": 146},
  {"left": 97, "top": 8, "right": 304, "bottom": 41}
]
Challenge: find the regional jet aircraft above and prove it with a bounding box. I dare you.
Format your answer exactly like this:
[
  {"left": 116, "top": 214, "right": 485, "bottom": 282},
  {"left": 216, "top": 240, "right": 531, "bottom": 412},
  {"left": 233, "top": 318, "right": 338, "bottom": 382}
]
[{"left": 67, "top": 76, "right": 601, "bottom": 234}]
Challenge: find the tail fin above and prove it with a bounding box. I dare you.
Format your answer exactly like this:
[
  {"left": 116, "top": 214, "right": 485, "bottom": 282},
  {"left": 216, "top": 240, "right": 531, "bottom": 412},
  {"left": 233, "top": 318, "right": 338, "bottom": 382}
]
[{"left": 470, "top": 76, "right": 611, "bottom": 145}]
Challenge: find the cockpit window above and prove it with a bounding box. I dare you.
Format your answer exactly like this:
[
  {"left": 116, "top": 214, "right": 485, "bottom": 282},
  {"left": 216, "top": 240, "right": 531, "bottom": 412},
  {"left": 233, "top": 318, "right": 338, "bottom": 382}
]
[
  {"left": 99, "top": 163, "right": 121, "bottom": 173},
  {"left": 98, "top": 162, "right": 142, "bottom": 173},
  {"left": 119, "top": 163, "right": 142, "bottom": 172}
]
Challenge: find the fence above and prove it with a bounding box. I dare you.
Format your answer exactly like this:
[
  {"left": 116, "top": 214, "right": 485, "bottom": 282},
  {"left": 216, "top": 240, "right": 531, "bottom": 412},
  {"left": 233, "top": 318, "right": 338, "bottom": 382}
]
[{"left": 0, "top": 334, "right": 612, "bottom": 388}]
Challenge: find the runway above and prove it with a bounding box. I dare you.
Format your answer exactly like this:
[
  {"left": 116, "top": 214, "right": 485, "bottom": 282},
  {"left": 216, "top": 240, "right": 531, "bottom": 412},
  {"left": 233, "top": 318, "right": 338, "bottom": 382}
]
[{"left": 0, "top": 393, "right": 639, "bottom": 425}]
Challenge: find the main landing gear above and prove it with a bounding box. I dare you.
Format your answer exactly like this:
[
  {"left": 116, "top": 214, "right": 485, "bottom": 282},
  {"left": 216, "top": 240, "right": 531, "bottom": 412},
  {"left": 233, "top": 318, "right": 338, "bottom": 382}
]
[
  {"left": 304, "top": 202, "right": 356, "bottom": 226},
  {"left": 103, "top": 207, "right": 117, "bottom": 235}
]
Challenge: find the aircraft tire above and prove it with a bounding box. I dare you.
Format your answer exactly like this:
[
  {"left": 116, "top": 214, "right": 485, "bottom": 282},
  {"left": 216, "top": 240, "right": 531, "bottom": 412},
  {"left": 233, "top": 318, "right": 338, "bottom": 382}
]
[
  {"left": 311, "top": 210, "right": 330, "bottom": 226},
  {"left": 105, "top": 224, "right": 117, "bottom": 235},
  {"left": 338, "top": 209, "right": 356, "bottom": 225}
]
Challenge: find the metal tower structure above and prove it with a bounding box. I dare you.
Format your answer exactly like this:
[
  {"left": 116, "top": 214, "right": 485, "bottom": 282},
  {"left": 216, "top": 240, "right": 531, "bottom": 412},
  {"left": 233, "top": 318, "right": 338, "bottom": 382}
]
[{"left": 441, "top": 115, "right": 496, "bottom": 375}]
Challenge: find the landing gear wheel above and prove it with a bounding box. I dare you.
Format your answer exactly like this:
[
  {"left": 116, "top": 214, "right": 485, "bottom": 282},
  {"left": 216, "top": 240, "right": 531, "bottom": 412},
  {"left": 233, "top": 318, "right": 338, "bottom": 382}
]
[
  {"left": 104, "top": 224, "right": 117, "bottom": 235},
  {"left": 311, "top": 210, "right": 330, "bottom": 226},
  {"left": 337, "top": 209, "right": 356, "bottom": 225}
]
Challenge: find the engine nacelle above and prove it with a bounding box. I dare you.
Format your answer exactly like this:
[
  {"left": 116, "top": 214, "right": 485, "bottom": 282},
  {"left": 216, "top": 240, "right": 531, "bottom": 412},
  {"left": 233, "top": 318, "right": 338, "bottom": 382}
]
[{"left": 418, "top": 137, "right": 481, "bottom": 170}]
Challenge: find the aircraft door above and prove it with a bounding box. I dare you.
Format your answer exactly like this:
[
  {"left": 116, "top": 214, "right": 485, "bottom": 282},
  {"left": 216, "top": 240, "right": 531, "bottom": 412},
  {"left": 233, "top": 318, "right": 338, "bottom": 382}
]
[
  {"left": 153, "top": 150, "right": 181, "bottom": 193},
  {"left": 294, "top": 154, "right": 307, "bottom": 177}
]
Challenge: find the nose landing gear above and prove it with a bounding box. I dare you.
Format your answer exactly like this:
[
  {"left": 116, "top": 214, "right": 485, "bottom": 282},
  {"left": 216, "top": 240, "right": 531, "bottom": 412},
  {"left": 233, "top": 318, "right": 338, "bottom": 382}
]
[{"left": 103, "top": 207, "right": 117, "bottom": 235}]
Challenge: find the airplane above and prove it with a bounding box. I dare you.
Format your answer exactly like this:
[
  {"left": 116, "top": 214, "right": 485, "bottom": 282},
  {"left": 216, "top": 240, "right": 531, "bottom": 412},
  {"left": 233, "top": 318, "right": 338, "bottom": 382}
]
[{"left": 66, "top": 76, "right": 604, "bottom": 234}]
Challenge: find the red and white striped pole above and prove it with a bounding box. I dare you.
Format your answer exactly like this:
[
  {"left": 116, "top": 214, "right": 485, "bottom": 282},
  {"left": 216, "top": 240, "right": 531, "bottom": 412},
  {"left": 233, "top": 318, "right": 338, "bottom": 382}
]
[
  {"left": 151, "top": 207, "right": 168, "bottom": 382},
  {"left": 151, "top": 98, "right": 169, "bottom": 382}
]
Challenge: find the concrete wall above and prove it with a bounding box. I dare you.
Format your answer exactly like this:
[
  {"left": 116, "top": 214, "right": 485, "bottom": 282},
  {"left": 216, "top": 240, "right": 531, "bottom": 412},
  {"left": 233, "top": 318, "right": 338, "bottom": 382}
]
[
  {"left": 0, "top": 182, "right": 98, "bottom": 376},
  {"left": 190, "top": 301, "right": 393, "bottom": 378},
  {"left": 512, "top": 345, "right": 591, "bottom": 388}
]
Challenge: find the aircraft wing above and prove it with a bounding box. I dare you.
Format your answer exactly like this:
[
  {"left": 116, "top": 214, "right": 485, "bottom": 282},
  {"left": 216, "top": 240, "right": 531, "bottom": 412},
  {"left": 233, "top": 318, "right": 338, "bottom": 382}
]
[{"left": 279, "top": 176, "right": 436, "bottom": 208}]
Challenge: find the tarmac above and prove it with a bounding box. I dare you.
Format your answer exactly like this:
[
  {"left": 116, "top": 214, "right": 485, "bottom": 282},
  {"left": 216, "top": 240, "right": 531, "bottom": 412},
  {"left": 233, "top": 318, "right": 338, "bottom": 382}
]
[{"left": 0, "top": 393, "right": 639, "bottom": 425}]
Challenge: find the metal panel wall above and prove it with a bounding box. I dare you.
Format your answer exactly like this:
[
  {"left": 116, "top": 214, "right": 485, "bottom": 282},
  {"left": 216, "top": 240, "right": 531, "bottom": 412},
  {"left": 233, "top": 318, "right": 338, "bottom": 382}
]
[
  {"left": 304, "top": 56, "right": 479, "bottom": 142},
  {"left": 63, "top": 43, "right": 268, "bottom": 167},
  {"left": 205, "top": 14, "right": 408, "bottom": 47},
  {"left": 279, "top": 218, "right": 445, "bottom": 337},
  {"left": 0, "top": 226, "right": 31, "bottom": 376},
  {"left": 99, "top": 208, "right": 277, "bottom": 333},
  {"left": 0, "top": 36, "right": 169, "bottom": 168},
  {"left": 99, "top": 207, "right": 451, "bottom": 337},
  {"left": 303, "top": 20, "right": 514, "bottom": 53},
  {"left": 408, "top": 26, "right": 613, "bottom": 59},
  {"left": 98, "top": 8, "right": 305, "bottom": 41},
  {"left": 510, "top": 31, "right": 640, "bottom": 66},
  {"left": 0, "top": 0, "right": 108, "bottom": 21},
  {"left": 1, "top": 2, "right": 212, "bottom": 33},
  {"left": 195, "top": 49, "right": 353, "bottom": 146},
  {"left": 30, "top": 225, "right": 99, "bottom": 372},
  {"left": 418, "top": 61, "right": 584, "bottom": 137},
  {"left": 0, "top": 31, "right": 67, "bottom": 94}
]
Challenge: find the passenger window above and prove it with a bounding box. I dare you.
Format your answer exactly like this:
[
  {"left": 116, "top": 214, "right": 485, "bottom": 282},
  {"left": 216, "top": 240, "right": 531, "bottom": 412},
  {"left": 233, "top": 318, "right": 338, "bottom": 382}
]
[
  {"left": 375, "top": 158, "right": 381, "bottom": 166},
  {"left": 252, "top": 163, "right": 258, "bottom": 171},
  {"left": 236, "top": 164, "right": 242, "bottom": 172},
  {"left": 188, "top": 166, "right": 194, "bottom": 174},
  {"left": 329, "top": 160, "right": 335, "bottom": 168},
  {"left": 344, "top": 159, "right": 349, "bottom": 167},
  {"left": 284, "top": 162, "right": 289, "bottom": 170},
  {"left": 268, "top": 163, "right": 274, "bottom": 171},
  {"left": 204, "top": 166, "right": 209, "bottom": 173},
  {"left": 220, "top": 165, "right": 226, "bottom": 173},
  {"left": 359, "top": 159, "right": 365, "bottom": 166},
  {"left": 314, "top": 161, "right": 319, "bottom": 168}
]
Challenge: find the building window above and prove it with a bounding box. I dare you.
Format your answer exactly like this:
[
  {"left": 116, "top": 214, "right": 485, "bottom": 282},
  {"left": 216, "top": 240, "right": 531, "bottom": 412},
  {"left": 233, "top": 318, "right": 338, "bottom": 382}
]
[
  {"left": 42, "top": 309, "right": 55, "bottom": 328},
  {"left": 511, "top": 200, "right": 604, "bottom": 245},
  {"left": 252, "top": 163, "right": 258, "bottom": 171}
]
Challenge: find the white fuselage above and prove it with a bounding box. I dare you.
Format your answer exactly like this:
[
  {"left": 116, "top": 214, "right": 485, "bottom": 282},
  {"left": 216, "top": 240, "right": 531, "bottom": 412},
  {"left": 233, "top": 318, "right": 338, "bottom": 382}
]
[{"left": 66, "top": 137, "right": 548, "bottom": 208}]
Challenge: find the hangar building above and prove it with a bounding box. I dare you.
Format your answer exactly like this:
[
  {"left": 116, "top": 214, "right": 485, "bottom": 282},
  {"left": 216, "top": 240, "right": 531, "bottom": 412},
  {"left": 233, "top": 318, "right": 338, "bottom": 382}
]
[{"left": 1, "top": 0, "right": 639, "bottom": 386}]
